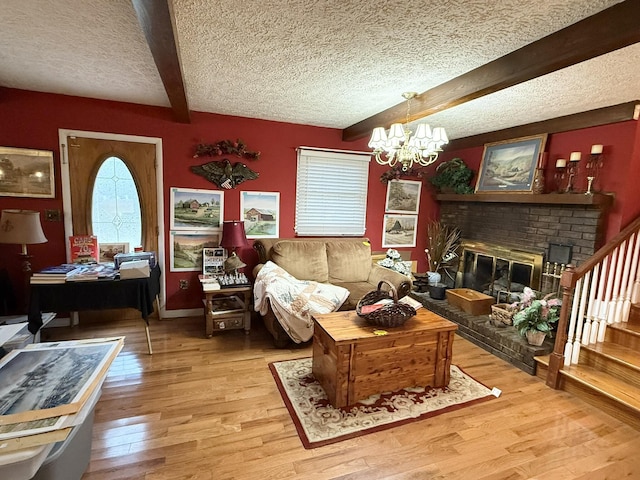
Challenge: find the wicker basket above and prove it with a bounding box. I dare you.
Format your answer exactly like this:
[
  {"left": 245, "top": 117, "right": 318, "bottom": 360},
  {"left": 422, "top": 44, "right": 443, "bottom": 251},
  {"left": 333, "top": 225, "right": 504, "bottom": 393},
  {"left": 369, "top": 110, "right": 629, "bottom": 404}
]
[
  {"left": 356, "top": 280, "right": 416, "bottom": 328},
  {"left": 491, "top": 303, "right": 515, "bottom": 326}
]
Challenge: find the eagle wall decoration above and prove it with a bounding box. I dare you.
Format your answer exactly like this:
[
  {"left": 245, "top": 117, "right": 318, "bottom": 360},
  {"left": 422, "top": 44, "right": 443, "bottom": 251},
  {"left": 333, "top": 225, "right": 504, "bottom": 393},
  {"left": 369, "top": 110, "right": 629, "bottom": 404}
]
[{"left": 191, "top": 159, "right": 259, "bottom": 189}]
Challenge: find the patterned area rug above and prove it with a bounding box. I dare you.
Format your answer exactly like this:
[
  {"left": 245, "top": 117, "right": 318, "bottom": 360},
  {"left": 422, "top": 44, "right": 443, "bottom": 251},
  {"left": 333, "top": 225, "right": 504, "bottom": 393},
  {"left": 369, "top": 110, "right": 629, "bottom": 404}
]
[{"left": 269, "top": 358, "right": 495, "bottom": 449}]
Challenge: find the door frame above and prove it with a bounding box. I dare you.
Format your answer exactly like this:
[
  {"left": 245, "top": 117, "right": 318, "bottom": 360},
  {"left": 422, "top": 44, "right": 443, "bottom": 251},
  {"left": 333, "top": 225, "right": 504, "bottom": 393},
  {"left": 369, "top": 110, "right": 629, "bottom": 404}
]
[{"left": 58, "top": 129, "right": 166, "bottom": 318}]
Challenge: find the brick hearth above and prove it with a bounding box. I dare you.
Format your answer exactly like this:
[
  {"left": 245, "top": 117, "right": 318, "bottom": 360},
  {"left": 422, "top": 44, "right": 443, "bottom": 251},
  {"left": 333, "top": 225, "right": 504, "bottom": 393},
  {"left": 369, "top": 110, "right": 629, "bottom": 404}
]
[{"left": 411, "top": 291, "right": 552, "bottom": 375}]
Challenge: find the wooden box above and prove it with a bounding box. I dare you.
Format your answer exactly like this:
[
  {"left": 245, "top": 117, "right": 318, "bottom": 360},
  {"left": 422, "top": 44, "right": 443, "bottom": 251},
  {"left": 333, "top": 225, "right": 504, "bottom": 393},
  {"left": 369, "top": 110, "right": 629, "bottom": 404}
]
[
  {"left": 311, "top": 310, "right": 457, "bottom": 408},
  {"left": 446, "top": 288, "right": 495, "bottom": 315}
]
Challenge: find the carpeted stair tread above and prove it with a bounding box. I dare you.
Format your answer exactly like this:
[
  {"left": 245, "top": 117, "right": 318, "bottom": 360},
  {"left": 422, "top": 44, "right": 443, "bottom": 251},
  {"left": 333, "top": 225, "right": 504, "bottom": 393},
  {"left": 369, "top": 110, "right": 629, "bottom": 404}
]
[{"left": 560, "top": 362, "right": 640, "bottom": 413}]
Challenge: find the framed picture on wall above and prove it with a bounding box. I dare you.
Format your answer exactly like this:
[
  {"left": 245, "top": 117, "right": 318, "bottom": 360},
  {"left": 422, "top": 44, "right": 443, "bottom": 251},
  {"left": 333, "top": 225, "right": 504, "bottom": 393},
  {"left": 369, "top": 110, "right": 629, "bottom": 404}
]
[
  {"left": 384, "top": 179, "right": 422, "bottom": 214},
  {"left": 170, "top": 231, "right": 220, "bottom": 272},
  {"left": 475, "top": 134, "right": 547, "bottom": 193},
  {"left": 382, "top": 214, "right": 418, "bottom": 248},
  {"left": 170, "top": 187, "right": 224, "bottom": 231},
  {"left": 0, "top": 146, "right": 55, "bottom": 198},
  {"left": 240, "top": 191, "right": 280, "bottom": 238}
]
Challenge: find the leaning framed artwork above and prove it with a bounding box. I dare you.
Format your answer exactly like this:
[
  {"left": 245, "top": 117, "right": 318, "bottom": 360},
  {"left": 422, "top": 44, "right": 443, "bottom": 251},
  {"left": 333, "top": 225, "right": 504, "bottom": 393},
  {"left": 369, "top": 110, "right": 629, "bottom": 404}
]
[
  {"left": 382, "top": 214, "right": 418, "bottom": 248},
  {"left": 475, "top": 134, "right": 547, "bottom": 193},
  {"left": 98, "top": 242, "right": 129, "bottom": 263},
  {"left": 170, "top": 187, "right": 224, "bottom": 231},
  {"left": 240, "top": 191, "right": 280, "bottom": 238},
  {"left": 170, "top": 231, "right": 220, "bottom": 272},
  {"left": 385, "top": 179, "right": 422, "bottom": 214},
  {"left": 0, "top": 146, "right": 55, "bottom": 198}
]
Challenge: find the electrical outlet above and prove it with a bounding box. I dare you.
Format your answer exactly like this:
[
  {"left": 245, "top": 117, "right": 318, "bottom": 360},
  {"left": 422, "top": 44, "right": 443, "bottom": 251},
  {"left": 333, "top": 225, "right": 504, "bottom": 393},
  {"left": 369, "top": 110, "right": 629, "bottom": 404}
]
[
  {"left": 45, "top": 209, "right": 61, "bottom": 221},
  {"left": 179, "top": 279, "right": 189, "bottom": 290}
]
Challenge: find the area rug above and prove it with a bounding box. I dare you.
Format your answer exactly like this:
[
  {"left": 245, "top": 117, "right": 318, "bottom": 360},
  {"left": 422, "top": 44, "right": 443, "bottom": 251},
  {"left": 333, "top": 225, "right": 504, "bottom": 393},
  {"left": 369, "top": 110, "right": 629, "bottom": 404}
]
[{"left": 269, "top": 358, "right": 496, "bottom": 449}]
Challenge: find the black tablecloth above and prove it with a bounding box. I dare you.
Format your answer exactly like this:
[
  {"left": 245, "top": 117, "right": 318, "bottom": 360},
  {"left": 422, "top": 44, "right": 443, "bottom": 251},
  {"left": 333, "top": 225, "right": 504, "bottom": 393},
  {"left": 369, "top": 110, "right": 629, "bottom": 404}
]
[{"left": 28, "top": 265, "right": 161, "bottom": 334}]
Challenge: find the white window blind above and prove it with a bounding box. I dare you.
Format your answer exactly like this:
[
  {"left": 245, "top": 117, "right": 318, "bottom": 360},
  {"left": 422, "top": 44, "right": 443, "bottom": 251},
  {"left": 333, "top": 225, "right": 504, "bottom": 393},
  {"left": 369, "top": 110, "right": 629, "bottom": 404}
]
[{"left": 295, "top": 148, "right": 370, "bottom": 236}]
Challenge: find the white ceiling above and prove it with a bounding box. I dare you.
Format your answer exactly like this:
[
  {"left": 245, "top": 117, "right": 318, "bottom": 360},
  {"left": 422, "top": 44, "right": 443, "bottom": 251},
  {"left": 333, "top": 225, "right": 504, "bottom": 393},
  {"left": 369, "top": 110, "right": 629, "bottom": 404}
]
[{"left": 1, "top": 0, "right": 638, "bottom": 141}]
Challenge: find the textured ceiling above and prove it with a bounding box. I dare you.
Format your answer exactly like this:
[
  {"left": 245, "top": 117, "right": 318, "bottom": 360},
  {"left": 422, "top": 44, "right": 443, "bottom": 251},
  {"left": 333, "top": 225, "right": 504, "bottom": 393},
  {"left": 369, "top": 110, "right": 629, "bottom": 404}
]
[{"left": 0, "top": 0, "right": 637, "bottom": 141}]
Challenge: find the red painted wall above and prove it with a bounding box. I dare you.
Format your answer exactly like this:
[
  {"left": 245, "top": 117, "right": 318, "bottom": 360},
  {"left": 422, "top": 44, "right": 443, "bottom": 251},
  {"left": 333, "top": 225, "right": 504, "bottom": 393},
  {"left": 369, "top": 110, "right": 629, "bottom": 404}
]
[{"left": 1, "top": 87, "right": 638, "bottom": 312}]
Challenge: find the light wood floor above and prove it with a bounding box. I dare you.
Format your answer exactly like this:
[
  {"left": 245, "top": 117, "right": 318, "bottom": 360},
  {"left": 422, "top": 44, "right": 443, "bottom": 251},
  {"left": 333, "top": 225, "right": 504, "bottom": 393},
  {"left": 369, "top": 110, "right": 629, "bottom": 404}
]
[{"left": 42, "top": 314, "right": 640, "bottom": 480}]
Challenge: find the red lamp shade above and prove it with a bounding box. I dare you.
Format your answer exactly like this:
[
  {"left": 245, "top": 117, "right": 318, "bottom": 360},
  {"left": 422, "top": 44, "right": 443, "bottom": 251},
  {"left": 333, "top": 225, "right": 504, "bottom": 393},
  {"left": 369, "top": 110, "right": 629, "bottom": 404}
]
[{"left": 220, "top": 221, "right": 249, "bottom": 251}]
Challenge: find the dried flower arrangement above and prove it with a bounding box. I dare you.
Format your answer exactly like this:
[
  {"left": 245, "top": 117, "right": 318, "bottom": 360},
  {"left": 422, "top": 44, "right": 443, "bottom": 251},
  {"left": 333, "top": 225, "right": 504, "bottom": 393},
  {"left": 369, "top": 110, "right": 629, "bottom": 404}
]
[{"left": 193, "top": 139, "right": 260, "bottom": 160}]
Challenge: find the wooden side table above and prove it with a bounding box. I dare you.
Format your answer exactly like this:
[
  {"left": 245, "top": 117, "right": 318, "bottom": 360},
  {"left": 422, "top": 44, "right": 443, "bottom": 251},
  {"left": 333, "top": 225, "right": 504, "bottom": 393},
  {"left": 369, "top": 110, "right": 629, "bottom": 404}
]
[{"left": 202, "top": 285, "right": 252, "bottom": 337}]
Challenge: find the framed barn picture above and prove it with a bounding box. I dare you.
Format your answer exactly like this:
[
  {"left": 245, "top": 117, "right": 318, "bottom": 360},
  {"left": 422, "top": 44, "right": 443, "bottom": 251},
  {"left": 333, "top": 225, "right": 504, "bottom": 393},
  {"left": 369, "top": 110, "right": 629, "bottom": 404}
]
[
  {"left": 240, "top": 191, "right": 280, "bottom": 238},
  {"left": 170, "top": 187, "right": 224, "bottom": 231},
  {"left": 382, "top": 214, "right": 418, "bottom": 248}
]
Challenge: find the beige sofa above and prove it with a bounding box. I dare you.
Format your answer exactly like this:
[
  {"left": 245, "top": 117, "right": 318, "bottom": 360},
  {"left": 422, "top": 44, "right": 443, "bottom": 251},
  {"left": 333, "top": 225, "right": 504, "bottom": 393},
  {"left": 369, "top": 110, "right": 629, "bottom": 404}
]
[{"left": 253, "top": 237, "right": 412, "bottom": 347}]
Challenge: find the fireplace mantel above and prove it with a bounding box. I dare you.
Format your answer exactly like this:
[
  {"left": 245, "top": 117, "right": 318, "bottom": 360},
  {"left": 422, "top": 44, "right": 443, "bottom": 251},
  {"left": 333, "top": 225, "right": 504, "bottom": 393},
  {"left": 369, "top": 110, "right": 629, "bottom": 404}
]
[{"left": 436, "top": 192, "right": 614, "bottom": 207}]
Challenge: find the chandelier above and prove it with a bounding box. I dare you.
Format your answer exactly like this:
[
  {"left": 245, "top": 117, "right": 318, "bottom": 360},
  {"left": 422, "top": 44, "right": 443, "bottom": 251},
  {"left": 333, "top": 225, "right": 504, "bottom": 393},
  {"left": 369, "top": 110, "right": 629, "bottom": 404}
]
[{"left": 368, "top": 92, "right": 449, "bottom": 171}]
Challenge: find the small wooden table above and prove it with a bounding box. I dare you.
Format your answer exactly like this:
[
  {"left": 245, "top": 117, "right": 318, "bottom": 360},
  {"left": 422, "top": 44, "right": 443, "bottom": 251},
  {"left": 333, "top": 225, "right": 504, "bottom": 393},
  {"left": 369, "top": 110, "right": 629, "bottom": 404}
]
[
  {"left": 201, "top": 284, "right": 252, "bottom": 337},
  {"left": 311, "top": 309, "right": 457, "bottom": 408}
]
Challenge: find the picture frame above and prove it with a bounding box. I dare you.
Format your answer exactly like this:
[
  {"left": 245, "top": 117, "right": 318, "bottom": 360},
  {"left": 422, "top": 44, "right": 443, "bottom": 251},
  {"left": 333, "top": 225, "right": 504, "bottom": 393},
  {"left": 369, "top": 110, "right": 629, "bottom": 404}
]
[
  {"left": 203, "top": 247, "right": 227, "bottom": 275},
  {"left": 475, "top": 134, "right": 547, "bottom": 193},
  {"left": 0, "top": 146, "right": 55, "bottom": 198},
  {"left": 240, "top": 191, "right": 280, "bottom": 238},
  {"left": 98, "top": 242, "right": 129, "bottom": 263},
  {"left": 170, "top": 231, "right": 220, "bottom": 272},
  {"left": 170, "top": 187, "right": 224, "bottom": 231},
  {"left": 382, "top": 214, "right": 418, "bottom": 248},
  {"left": 385, "top": 179, "right": 422, "bottom": 214}
]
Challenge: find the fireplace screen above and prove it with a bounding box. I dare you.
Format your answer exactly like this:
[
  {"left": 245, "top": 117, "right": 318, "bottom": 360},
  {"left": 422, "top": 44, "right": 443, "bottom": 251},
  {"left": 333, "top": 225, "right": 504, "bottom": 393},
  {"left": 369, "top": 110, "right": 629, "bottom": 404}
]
[{"left": 456, "top": 240, "right": 544, "bottom": 300}]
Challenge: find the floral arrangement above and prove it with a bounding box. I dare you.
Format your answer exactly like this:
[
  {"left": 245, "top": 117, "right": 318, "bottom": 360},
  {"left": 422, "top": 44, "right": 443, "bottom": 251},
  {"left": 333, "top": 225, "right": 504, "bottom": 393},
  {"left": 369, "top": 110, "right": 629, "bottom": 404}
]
[
  {"left": 377, "top": 249, "right": 412, "bottom": 276},
  {"left": 511, "top": 287, "right": 561, "bottom": 337},
  {"left": 194, "top": 139, "right": 260, "bottom": 160},
  {"left": 380, "top": 165, "right": 425, "bottom": 183}
]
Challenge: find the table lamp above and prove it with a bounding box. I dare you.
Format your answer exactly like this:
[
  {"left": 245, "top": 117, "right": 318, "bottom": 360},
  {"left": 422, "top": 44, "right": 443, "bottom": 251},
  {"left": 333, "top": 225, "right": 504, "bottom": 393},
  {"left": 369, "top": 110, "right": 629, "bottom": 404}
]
[
  {"left": 0, "top": 209, "right": 48, "bottom": 275},
  {"left": 220, "top": 220, "right": 249, "bottom": 273}
]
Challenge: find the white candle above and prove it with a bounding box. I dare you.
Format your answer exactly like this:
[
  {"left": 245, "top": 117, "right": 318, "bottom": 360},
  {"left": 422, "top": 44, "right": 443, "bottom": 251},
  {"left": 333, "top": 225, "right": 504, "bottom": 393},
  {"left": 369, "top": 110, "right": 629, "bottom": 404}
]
[
  {"left": 591, "top": 144, "right": 603, "bottom": 154},
  {"left": 556, "top": 158, "right": 567, "bottom": 168},
  {"left": 570, "top": 152, "right": 581, "bottom": 161}
]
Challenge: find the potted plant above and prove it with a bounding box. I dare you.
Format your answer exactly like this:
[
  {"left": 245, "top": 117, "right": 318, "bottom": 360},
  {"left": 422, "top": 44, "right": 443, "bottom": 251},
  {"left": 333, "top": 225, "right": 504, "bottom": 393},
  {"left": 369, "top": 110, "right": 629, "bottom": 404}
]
[
  {"left": 425, "top": 220, "right": 460, "bottom": 292},
  {"left": 429, "top": 157, "right": 474, "bottom": 194},
  {"left": 511, "top": 287, "right": 561, "bottom": 345}
]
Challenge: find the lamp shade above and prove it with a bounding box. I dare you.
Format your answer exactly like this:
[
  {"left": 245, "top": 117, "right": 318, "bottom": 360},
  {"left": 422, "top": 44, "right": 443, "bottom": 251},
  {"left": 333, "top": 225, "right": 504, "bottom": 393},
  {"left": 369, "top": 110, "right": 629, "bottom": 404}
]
[
  {"left": 0, "top": 209, "right": 47, "bottom": 246},
  {"left": 220, "top": 220, "right": 249, "bottom": 251}
]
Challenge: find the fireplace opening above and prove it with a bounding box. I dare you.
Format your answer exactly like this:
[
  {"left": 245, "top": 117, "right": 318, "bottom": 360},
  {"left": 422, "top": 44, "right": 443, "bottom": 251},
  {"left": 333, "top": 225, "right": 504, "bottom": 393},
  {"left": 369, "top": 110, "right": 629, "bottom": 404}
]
[{"left": 455, "top": 240, "right": 544, "bottom": 301}]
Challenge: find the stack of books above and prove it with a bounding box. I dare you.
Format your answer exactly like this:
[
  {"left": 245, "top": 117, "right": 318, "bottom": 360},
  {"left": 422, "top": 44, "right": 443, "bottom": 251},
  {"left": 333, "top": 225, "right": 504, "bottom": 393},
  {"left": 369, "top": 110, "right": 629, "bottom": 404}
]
[
  {"left": 30, "top": 264, "right": 85, "bottom": 284},
  {"left": 66, "top": 263, "right": 117, "bottom": 281}
]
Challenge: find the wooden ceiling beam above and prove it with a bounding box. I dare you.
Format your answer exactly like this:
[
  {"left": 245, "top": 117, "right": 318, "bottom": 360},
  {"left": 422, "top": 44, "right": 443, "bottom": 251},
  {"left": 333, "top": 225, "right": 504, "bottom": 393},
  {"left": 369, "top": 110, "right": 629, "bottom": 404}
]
[
  {"left": 446, "top": 101, "right": 640, "bottom": 151},
  {"left": 132, "top": 0, "right": 191, "bottom": 123},
  {"left": 342, "top": 0, "right": 640, "bottom": 142}
]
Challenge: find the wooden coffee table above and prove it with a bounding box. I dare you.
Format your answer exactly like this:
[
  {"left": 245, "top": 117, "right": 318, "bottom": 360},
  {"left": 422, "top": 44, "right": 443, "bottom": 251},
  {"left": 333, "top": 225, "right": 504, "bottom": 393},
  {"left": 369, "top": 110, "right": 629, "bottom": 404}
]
[{"left": 311, "top": 309, "right": 457, "bottom": 408}]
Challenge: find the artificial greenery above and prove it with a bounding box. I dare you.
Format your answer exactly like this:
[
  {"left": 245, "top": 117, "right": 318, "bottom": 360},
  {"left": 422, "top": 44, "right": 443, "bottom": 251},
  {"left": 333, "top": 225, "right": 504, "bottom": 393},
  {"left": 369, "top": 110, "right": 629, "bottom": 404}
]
[
  {"left": 425, "top": 220, "right": 460, "bottom": 273},
  {"left": 511, "top": 287, "right": 561, "bottom": 337},
  {"left": 429, "top": 157, "right": 474, "bottom": 194},
  {"left": 193, "top": 139, "right": 260, "bottom": 160}
]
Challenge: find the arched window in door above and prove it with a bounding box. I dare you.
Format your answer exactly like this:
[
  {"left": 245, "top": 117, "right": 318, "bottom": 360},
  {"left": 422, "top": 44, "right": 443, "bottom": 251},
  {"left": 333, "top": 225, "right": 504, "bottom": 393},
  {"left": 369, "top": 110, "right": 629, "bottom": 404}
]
[{"left": 91, "top": 156, "right": 142, "bottom": 250}]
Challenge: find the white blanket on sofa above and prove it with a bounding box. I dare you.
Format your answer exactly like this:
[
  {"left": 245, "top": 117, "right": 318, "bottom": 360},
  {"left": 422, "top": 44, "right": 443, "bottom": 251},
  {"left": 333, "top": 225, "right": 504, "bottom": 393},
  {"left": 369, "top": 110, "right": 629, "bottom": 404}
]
[{"left": 253, "top": 261, "right": 349, "bottom": 343}]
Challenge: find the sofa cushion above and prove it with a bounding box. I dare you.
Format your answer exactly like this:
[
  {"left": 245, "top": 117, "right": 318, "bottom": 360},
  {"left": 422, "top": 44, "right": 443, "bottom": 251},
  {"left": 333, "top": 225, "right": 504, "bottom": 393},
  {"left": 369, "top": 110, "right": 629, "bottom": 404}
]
[
  {"left": 271, "top": 241, "right": 328, "bottom": 283},
  {"left": 327, "top": 241, "right": 371, "bottom": 283},
  {"left": 332, "top": 281, "right": 376, "bottom": 310}
]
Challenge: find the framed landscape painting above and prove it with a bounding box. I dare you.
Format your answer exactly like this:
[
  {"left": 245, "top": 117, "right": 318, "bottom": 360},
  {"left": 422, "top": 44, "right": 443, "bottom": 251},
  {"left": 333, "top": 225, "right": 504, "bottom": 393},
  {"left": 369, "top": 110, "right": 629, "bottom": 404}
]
[
  {"left": 382, "top": 214, "right": 418, "bottom": 248},
  {"left": 240, "top": 191, "right": 280, "bottom": 238},
  {"left": 385, "top": 179, "right": 422, "bottom": 214},
  {"left": 170, "top": 187, "right": 224, "bottom": 231},
  {"left": 475, "top": 134, "right": 547, "bottom": 193},
  {"left": 0, "top": 146, "right": 55, "bottom": 198},
  {"left": 170, "top": 231, "right": 220, "bottom": 272}
]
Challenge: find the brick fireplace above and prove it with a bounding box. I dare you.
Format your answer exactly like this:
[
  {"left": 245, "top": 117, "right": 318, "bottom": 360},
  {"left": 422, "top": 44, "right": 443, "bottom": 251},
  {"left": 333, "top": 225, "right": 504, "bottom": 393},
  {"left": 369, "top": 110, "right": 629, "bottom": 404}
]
[{"left": 410, "top": 192, "right": 614, "bottom": 374}]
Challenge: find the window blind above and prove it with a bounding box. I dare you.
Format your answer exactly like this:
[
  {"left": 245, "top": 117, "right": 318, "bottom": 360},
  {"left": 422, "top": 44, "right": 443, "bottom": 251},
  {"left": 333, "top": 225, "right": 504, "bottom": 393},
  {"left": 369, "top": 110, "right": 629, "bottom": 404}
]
[{"left": 295, "top": 148, "right": 370, "bottom": 236}]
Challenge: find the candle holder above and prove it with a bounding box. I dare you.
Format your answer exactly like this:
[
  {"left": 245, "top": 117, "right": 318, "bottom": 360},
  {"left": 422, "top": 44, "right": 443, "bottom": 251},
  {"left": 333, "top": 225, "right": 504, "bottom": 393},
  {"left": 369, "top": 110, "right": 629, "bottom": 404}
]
[
  {"left": 585, "top": 176, "right": 595, "bottom": 195},
  {"left": 586, "top": 144, "right": 604, "bottom": 192},
  {"left": 554, "top": 159, "right": 567, "bottom": 193}
]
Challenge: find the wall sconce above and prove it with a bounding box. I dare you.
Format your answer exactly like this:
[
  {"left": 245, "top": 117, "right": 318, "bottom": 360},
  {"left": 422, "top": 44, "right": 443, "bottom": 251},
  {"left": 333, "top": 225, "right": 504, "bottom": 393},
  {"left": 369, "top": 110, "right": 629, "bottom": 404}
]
[
  {"left": 586, "top": 144, "right": 604, "bottom": 195},
  {"left": 220, "top": 220, "right": 249, "bottom": 274}
]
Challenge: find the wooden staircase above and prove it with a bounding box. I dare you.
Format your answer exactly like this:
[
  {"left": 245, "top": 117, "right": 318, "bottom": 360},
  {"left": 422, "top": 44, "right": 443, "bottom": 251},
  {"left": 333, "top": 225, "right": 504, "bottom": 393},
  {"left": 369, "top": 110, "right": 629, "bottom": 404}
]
[{"left": 535, "top": 313, "right": 640, "bottom": 430}]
